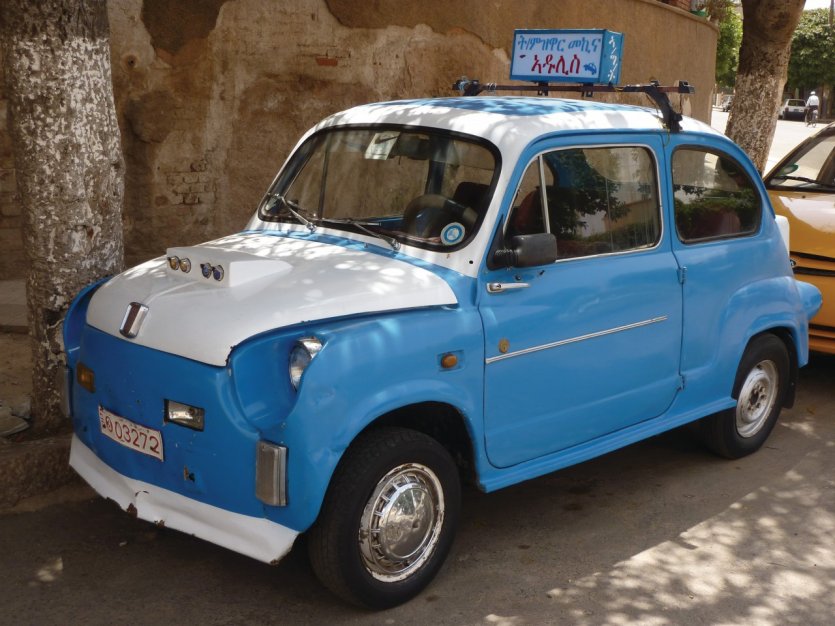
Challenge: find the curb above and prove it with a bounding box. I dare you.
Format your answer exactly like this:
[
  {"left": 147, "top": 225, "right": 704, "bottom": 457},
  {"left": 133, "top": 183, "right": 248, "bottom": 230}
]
[{"left": 0, "top": 433, "right": 81, "bottom": 510}]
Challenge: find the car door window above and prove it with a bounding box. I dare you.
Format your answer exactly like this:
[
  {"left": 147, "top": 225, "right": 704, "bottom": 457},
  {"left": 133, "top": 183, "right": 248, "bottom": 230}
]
[
  {"left": 506, "top": 145, "right": 661, "bottom": 259},
  {"left": 672, "top": 148, "right": 761, "bottom": 242}
]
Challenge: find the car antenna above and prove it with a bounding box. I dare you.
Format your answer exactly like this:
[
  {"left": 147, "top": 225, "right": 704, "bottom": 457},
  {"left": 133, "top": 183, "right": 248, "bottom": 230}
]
[{"left": 452, "top": 78, "right": 695, "bottom": 133}]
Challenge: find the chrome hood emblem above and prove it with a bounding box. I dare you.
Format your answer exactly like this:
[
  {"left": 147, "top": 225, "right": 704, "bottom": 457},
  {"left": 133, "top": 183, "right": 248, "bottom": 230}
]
[{"left": 119, "top": 302, "right": 149, "bottom": 338}]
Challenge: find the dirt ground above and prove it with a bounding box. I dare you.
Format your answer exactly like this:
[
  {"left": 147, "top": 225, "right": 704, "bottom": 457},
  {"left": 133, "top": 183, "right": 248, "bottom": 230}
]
[
  {"left": 0, "top": 332, "right": 93, "bottom": 511},
  {"left": 0, "top": 331, "right": 31, "bottom": 422}
]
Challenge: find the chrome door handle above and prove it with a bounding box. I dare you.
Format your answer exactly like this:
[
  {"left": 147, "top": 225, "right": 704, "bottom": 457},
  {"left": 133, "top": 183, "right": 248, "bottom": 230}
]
[{"left": 487, "top": 282, "right": 530, "bottom": 293}]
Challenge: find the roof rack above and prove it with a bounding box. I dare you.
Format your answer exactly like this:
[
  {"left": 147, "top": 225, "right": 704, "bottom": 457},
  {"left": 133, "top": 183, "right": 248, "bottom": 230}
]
[{"left": 451, "top": 78, "right": 695, "bottom": 133}]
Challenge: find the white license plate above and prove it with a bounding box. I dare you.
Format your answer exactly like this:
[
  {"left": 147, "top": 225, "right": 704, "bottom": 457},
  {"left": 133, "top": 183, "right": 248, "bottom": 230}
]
[{"left": 98, "top": 406, "right": 164, "bottom": 461}]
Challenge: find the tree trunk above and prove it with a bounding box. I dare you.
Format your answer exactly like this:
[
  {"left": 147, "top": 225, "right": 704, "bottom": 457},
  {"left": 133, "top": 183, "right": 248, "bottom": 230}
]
[
  {"left": 0, "top": 0, "right": 124, "bottom": 435},
  {"left": 725, "top": 0, "right": 805, "bottom": 172}
]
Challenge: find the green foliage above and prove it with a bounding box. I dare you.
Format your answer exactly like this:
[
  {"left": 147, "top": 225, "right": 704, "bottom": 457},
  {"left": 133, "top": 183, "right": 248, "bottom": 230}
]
[
  {"left": 787, "top": 8, "right": 835, "bottom": 91},
  {"left": 673, "top": 189, "right": 758, "bottom": 242},
  {"left": 705, "top": 0, "right": 736, "bottom": 23},
  {"left": 715, "top": 7, "right": 742, "bottom": 89}
]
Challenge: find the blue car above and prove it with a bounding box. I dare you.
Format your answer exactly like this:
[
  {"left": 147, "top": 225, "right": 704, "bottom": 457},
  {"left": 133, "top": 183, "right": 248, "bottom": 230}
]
[{"left": 64, "top": 91, "right": 821, "bottom": 608}]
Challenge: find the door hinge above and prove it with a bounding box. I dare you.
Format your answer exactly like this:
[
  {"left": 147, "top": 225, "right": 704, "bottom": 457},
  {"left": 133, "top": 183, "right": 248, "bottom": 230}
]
[{"left": 677, "top": 267, "right": 687, "bottom": 284}]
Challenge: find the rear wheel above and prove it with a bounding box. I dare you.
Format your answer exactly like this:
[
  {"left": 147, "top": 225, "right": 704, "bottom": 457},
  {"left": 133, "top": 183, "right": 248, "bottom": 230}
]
[
  {"left": 308, "top": 427, "right": 460, "bottom": 608},
  {"left": 701, "top": 334, "right": 789, "bottom": 459}
]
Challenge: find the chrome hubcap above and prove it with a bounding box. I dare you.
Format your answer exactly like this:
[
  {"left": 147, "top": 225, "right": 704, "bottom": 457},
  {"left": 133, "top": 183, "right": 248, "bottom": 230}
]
[
  {"left": 359, "top": 463, "right": 444, "bottom": 582},
  {"left": 736, "top": 359, "right": 779, "bottom": 438}
]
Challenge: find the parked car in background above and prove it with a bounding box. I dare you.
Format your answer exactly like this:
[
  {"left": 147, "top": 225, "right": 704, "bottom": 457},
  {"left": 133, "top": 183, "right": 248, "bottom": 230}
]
[
  {"left": 765, "top": 123, "right": 835, "bottom": 353},
  {"left": 721, "top": 95, "right": 733, "bottom": 111},
  {"left": 779, "top": 99, "right": 807, "bottom": 120},
  {"left": 64, "top": 86, "right": 821, "bottom": 609}
]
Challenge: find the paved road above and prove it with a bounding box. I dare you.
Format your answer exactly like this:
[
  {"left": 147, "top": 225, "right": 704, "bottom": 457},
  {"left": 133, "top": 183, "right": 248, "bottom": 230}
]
[
  {"left": 2, "top": 353, "right": 834, "bottom": 625},
  {"left": 709, "top": 109, "right": 822, "bottom": 173}
]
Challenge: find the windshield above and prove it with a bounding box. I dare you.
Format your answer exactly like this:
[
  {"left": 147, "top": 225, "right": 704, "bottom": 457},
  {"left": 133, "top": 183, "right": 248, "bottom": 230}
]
[
  {"left": 766, "top": 131, "right": 835, "bottom": 191},
  {"left": 258, "top": 127, "right": 499, "bottom": 250}
]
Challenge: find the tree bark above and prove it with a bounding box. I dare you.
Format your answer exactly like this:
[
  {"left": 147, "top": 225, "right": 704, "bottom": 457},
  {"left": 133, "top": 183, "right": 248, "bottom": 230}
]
[
  {"left": 0, "top": 0, "right": 124, "bottom": 435},
  {"left": 725, "top": 0, "right": 805, "bottom": 172}
]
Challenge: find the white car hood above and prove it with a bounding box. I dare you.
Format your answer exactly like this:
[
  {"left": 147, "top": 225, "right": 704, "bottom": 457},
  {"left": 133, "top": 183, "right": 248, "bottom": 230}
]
[{"left": 86, "top": 233, "right": 458, "bottom": 365}]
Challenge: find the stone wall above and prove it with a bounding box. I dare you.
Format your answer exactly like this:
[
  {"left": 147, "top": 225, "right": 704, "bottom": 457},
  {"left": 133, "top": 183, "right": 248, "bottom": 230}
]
[{"left": 1, "top": 0, "right": 717, "bottom": 275}]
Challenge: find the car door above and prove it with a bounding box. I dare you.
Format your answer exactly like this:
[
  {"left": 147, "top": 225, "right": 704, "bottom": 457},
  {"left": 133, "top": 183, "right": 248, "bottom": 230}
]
[
  {"left": 479, "top": 137, "right": 683, "bottom": 468},
  {"left": 668, "top": 140, "right": 777, "bottom": 392}
]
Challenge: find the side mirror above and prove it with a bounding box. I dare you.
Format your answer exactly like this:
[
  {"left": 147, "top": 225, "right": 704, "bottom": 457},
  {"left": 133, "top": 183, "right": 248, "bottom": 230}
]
[
  {"left": 775, "top": 163, "right": 799, "bottom": 177},
  {"left": 492, "top": 233, "right": 558, "bottom": 268}
]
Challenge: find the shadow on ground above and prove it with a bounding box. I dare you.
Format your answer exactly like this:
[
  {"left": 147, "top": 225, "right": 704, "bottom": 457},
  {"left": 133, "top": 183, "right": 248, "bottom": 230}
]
[{"left": 1, "top": 354, "right": 833, "bottom": 625}]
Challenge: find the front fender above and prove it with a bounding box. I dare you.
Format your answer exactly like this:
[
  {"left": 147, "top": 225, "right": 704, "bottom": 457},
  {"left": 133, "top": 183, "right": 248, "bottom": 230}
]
[
  {"left": 64, "top": 277, "right": 110, "bottom": 366},
  {"left": 257, "top": 306, "right": 485, "bottom": 531}
]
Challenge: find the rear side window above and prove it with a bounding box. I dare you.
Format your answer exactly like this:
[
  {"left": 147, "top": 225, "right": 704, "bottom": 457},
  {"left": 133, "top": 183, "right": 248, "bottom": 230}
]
[
  {"left": 672, "top": 148, "right": 761, "bottom": 243},
  {"left": 507, "top": 145, "right": 661, "bottom": 260}
]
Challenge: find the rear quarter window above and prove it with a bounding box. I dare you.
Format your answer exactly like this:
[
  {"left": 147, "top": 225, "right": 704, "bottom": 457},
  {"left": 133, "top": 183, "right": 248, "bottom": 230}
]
[{"left": 672, "top": 148, "right": 761, "bottom": 243}]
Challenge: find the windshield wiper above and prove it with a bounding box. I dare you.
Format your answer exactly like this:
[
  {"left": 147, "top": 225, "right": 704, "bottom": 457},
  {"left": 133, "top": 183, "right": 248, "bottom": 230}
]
[
  {"left": 771, "top": 174, "right": 835, "bottom": 189},
  {"left": 265, "top": 193, "right": 316, "bottom": 232},
  {"left": 320, "top": 217, "right": 401, "bottom": 251}
]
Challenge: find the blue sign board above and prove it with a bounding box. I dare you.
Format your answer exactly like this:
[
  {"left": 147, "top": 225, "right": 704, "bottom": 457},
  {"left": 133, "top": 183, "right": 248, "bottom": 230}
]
[{"left": 510, "top": 29, "right": 624, "bottom": 84}]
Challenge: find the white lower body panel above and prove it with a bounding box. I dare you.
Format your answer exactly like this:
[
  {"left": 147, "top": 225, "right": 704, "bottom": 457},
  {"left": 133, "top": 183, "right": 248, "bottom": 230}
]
[{"left": 70, "top": 435, "right": 298, "bottom": 564}]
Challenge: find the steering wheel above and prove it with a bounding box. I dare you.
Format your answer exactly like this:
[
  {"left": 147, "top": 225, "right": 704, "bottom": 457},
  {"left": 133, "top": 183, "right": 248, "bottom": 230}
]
[{"left": 402, "top": 194, "right": 478, "bottom": 240}]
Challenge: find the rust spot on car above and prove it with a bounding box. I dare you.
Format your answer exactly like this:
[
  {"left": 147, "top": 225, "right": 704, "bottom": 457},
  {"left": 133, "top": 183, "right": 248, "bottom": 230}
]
[{"left": 126, "top": 503, "right": 138, "bottom": 517}]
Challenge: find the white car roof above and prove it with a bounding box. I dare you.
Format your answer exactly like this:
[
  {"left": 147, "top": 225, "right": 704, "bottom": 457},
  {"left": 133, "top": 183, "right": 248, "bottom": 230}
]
[
  {"left": 254, "top": 96, "right": 726, "bottom": 279},
  {"left": 312, "top": 96, "right": 721, "bottom": 156}
]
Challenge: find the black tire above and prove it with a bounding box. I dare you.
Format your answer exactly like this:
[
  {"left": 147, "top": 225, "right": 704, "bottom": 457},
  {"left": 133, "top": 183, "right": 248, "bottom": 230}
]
[
  {"left": 701, "top": 334, "right": 789, "bottom": 459},
  {"left": 308, "top": 427, "right": 461, "bottom": 609}
]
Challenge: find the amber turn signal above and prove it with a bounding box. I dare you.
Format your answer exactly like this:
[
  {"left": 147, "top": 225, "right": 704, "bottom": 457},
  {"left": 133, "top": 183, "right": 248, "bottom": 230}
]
[
  {"left": 76, "top": 362, "right": 95, "bottom": 393},
  {"left": 440, "top": 353, "right": 458, "bottom": 369}
]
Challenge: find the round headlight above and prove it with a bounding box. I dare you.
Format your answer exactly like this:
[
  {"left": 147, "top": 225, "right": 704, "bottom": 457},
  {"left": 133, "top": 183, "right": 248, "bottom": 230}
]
[
  {"left": 289, "top": 337, "right": 322, "bottom": 390},
  {"left": 179, "top": 258, "right": 191, "bottom": 273},
  {"left": 168, "top": 256, "right": 180, "bottom": 270}
]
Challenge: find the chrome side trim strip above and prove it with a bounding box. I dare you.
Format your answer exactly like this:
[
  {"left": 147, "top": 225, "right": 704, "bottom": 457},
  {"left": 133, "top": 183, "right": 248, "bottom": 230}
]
[{"left": 485, "top": 316, "right": 668, "bottom": 364}]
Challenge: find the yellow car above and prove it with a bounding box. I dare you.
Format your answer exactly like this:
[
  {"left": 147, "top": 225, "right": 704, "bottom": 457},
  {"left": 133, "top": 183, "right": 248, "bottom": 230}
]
[{"left": 765, "top": 124, "right": 835, "bottom": 353}]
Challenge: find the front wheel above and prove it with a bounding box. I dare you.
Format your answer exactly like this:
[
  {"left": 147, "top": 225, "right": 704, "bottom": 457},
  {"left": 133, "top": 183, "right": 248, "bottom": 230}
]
[
  {"left": 700, "top": 334, "right": 789, "bottom": 459},
  {"left": 308, "top": 427, "right": 461, "bottom": 609}
]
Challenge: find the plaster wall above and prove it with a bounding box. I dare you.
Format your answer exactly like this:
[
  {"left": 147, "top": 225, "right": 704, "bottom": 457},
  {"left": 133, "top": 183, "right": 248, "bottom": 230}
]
[{"left": 0, "top": 0, "right": 717, "bottom": 275}]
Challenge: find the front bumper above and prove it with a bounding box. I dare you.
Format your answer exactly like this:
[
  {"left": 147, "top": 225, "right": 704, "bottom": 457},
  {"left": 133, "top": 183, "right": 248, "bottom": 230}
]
[{"left": 71, "top": 435, "right": 298, "bottom": 564}]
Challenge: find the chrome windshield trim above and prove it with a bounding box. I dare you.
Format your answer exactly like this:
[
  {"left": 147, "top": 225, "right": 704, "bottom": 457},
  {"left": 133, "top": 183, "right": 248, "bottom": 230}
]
[{"left": 485, "top": 316, "right": 669, "bottom": 364}]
